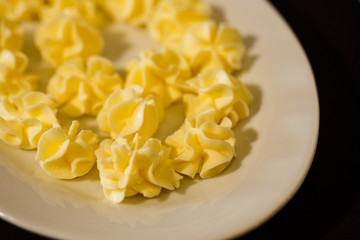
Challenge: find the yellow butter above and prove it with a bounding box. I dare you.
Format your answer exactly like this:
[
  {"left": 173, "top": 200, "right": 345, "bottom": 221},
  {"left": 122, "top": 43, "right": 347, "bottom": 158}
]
[
  {"left": 0, "top": 0, "right": 40, "bottom": 21},
  {"left": 183, "top": 69, "right": 252, "bottom": 127},
  {"left": 165, "top": 109, "right": 235, "bottom": 178},
  {"left": 100, "top": 0, "right": 159, "bottom": 26},
  {"left": 182, "top": 21, "right": 245, "bottom": 73},
  {"left": 0, "top": 17, "right": 23, "bottom": 52},
  {"left": 35, "top": 11, "right": 103, "bottom": 67},
  {"left": 148, "top": 0, "right": 211, "bottom": 50},
  {"left": 0, "top": 49, "right": 37, "bottom": 100},
  {"left": 47, "top": 56, "right": 123, "bottom": 117},
  {"left": 97, "top": 87, "right": 163, "bottom": 140},
  {"left": 96, "top": 134, "right": 182, "bottom": 203},
  {"left": 125, "top": 48, "right": 191, "bottom": 107},
  {"left": 0, "top": 91, "right": 58, "bottom": 149},
  {"left": 36, "top": 120, "right": 99, "bottom": 179},
  {"left": 40, "top": 0, "right": 105, "bottom": 27}
]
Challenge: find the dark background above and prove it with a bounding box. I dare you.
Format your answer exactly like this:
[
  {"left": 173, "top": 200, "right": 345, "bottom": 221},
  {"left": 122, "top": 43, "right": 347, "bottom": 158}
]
[{"left": 1, "top": 0, "right": 359, "bottom": 239}]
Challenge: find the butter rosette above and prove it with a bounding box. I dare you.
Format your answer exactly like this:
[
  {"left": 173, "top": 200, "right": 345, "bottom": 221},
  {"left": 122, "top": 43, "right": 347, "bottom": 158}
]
[
  {"left": 96, "top": 134, "right": 182, "bottom": 203},
  {"left": 125, "top": 48, "right": 191, "bottom": 107},
  {"left": 35, "top": 11, "right": 104, "bottom": 67},
  {"left": 36, "top": 120, "right": 99, "bottom": 179},
  {"left": 183, "top": 69, "right": 253, "bottom": 127},
  {"left": 0, "top": 49, "right": 37, "bottom": 99},
  {"left": 100, "top": 0, "right": 159, "bottom": 26},
  {"left": 0, "top": 17, "right": 23, "bottom": 52},
  {"left": 0, "top": 91, "right": 59, "bottom": 149},
  {"left": 165, "top": 109, "right": 235, "bottom": 178},
  {"left": 182, "top": 21, "right": 245, "bottom": 73},
  {"left": 47, "top": 56, "right": 123, "bottom": 117},
  {"left": 97, "top": 87, "right": 163, "bottom": 140},
  {"left": 148, "top": 0, "right": 211, "bottom": 50},
  {"left": 40, "top": 0, "right": 105, "bottom": 27},
  {"left": 0, "top": 0, "right": 40, "bottom": 21}
]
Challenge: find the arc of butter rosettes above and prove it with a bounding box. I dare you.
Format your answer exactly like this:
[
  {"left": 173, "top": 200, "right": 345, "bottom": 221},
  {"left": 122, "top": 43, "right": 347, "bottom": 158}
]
[
  {"left": 47, "top": 56, "right": 123, "bottom": 117},
  {"left": 97, "top": 86, "right": 163, "bottom": 140},
  {"left": 183, "top": 69, "right": 253, "bottom": 127},
  {"left": 100, "top": 0, "right": 159, "bottom": 27},
  {"left": 148, "top": 0, "right": 211, "bottom": 50},
  {"left": 34, "top": 11, "right": 104, "bottom": 67},
  {"left": 96, "top": 133, "right": 183, "bottom": 203},
  {"left": 125, "top": 48, "right": 191, "bottom": 108},
  {"left": 0, "top": 0, "right": 40, "bottom": 21},
  {"left": 0, "top": 17, "right": 23, "bottom": 52},
  {"left": 165, "top": 109, "right": 235, "bottom": 178},
  {"left": 36, "top": 120, "right": 99, "bottom": 179},
  {"left": 0, "top": 91, "right": 59, "bottom": 149},
  {"left": 0, "top": 49, "right": 38, "bottom": 99},
  {"left": 39, "top": 0, "right": 106, "bottom": 28},
  {"left": 181, "top": 20, "right": 246, "bottom": 74}
]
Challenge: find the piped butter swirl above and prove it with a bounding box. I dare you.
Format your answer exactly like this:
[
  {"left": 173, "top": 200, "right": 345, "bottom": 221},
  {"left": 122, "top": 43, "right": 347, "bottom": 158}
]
[
  {"left": 100, "top": 0, "right": 159, "bottom": 27},
  {"left": 96, "top": 134, "right": 182, "bottom": 203},
  {"left": 35, "top": 11, "right": 104, "bottom": 67},
  {"left": 0, "top": 91, "right": 58, "bottom": 149},
  {"left": 97, "top": 87, "right": 163, "bottom": 140},
  {"left": 0, "top": 17, "right": 23, "bottom": 52},
  {"left": 165, "top": 109, "right": 235, "bottom": 178},
  {"left": 183, "top": 69, "right": 253, "bottom": 127},
  {"left": 148, "top": 0, "right": 211, "bottom": 50},
  {"left": 36, "top": 120, "right": 99, "bottom": 179},
  {"left": 0, "top": 49, "right": 37, "bottom": 99},
  {"left": 182, "top": 21, "right": 245, "bottom": 73},
  {"left": 125, "top": 48, "right": 191, "bottom": 107},
  {"left": 47, "top": 56, "right": 123, "bottom": 117}
]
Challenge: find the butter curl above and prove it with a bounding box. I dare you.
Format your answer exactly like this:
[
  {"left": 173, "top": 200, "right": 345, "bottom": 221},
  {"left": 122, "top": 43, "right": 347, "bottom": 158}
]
[
  {"left": 0, "top": 91, "right": 58, "bottom": 149},
  {"left": 36, "top": 120, "right": 99, "bottom": 179},
  {"left": 166, "top": 109, "right": 236, "bottom": 178},
  {"left": 47, "top": 56, "right": 123, "bottom": 117},
  {"left": 35, "top": 12, "right": 104, "bottom": 67},
  {"left": 97, "top": 87, "right": 163, "bottom": 140},
  {"left": 96, "top": 134, "right": 182, "bottom": 203},
  {"left": 182, "top": 21, "right": 245, "bottom": 73},
  {"left": 125, "top": 48, "right": 191, "bottom": 107},
  {"left": 148, "top": 0, "right": 211, "bottom": 50},
  {"left": 183, "top": 69, "right": 252, "bottom": 127}
]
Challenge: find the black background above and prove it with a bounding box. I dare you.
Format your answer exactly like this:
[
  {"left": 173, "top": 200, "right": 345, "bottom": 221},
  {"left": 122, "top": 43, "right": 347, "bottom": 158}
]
[{"left": 1, "top": 0, "right": 359, "bottom": 239}]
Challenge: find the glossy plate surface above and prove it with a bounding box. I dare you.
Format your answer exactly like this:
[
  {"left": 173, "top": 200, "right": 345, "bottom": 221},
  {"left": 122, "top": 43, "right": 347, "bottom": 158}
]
[{"left": 0, "top": 0, "right": 319, "bottom": 239}]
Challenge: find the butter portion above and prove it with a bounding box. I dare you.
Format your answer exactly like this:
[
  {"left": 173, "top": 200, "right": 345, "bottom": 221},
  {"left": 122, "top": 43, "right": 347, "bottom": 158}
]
[
  {"left": 97, "top": 87, "right": 163, "bottom": 140},
  {"left": 40, "top": 0, "right": 105, "bottom": 27},
  {"left": 47, "top": 56, "right": 123, "bottom": 117},
  {"left": 182, "top": 21, "right": 245, "bottom": 73},
  {"left": 0, "top": 17, "right": 23, "bottom": 52},
  {"left": 148, "top": 0, "right": 211, "bottom": 50},
  {"left": 165, "top": 109, "right": 235, "bottom": 178},
  {"left": 100, "top": 0, "right": 159, "bottom": 26},
  {"left": 0, "top": 91, "right": 58, "bottom": 149},
  {"left": 35, "top": 12, "right": 103, "bottom": 67},
  {"left": 0, "top": 0, "right": 40, "bottom": 21},
  {"left": 36, "top": 120, "right": 99, "bottom": 179},
  {"left": 125, "top": 48, "right": 191, "bottom": 107},
  {"left": 96, "top": 134, "right": 182, "bottom": 203},
  {"left": 0, "top": 49, "right": 37, "bottom": 100},
  {"left": 183, "top": 69, "right": 252, "bottom": 127}
]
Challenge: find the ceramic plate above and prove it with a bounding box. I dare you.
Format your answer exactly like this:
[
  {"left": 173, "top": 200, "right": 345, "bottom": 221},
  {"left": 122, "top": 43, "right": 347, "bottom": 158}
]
[{"left": 0, "top": 0, "right": 319, "bottom": 239}]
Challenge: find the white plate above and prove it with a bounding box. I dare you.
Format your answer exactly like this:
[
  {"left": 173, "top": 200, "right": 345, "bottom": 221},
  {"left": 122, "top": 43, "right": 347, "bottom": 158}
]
[{"left": 0, "top": 0, "right": 319, "bottom": 239}]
